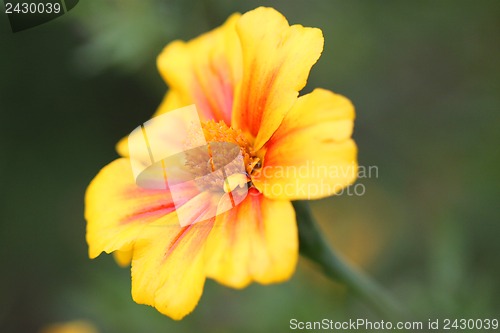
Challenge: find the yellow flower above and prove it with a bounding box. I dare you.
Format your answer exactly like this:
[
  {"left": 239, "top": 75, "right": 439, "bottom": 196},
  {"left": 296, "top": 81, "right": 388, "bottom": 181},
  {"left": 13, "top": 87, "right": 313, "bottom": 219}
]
[
  {"left": 85, "top": 7, "right": 357, "bottom": 320},
  {"left": 39, "top": 321, "right": 98, "bottom": 333}
]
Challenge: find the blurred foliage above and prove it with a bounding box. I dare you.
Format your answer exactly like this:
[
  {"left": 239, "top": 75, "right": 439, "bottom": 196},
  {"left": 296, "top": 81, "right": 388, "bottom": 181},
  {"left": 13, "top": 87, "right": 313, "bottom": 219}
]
[
  {"left": 72, "top": 0, "right": 178, "bottom": 74},
  {"left": 0, "top": 0, "right": 499, "bottom": 332}
]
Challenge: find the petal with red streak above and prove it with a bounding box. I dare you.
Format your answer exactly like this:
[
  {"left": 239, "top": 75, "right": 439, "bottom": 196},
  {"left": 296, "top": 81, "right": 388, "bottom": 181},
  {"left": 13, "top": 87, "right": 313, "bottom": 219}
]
[
  {"left": 252, "top": 88, "right": 357, "bottom": 200},
  {"left": 85, "top": 158, "right": 197, "bottom": 259},
  {"left": 232, "top": 7, "right": 324, "bottom": 149},
  {"left": 131, "top": 218, "right": 214, "bottom": 320},
  {"left": 204, "top": 188, "right": 297, "bottom": 288},
  {"left": 157, "top": 14, "right": 242, "bottom": 124}
]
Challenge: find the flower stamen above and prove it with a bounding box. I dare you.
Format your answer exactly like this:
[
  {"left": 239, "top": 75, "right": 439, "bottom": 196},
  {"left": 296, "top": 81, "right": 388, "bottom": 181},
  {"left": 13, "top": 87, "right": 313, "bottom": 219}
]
[{"left": 183, "top": 120, "right": 260, "bottom": 192}]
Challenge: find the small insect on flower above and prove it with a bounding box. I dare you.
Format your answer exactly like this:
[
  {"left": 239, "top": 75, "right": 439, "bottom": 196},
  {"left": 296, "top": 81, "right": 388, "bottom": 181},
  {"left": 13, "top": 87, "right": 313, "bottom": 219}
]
[{"left": 85, "top": 6, "right": 357, "bottom": 320}]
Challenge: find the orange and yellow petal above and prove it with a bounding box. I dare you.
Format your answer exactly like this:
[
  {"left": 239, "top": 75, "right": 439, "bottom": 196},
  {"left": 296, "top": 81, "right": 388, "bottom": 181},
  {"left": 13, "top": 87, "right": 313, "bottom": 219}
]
[
  {"left": 85, "top": 158, "right": 197, "bottom": 259},
  {"left": 232, "top": 7, "right": 324, "bottom": 150},
  {"left": 204, "top": 188, "right": 297, "bottom": 288},
  {"left": 131, "top": 218, "right": 214, "bottom": 320},
  {"left": 157, "top": 14, "right": 242, "bottom": 124},
  {"left": 252, "top": 88, "right": 357, "bottom": 200}
]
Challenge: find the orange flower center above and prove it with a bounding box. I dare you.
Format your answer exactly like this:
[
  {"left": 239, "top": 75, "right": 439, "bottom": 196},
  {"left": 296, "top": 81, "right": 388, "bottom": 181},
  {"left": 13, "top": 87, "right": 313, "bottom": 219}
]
[
  {"left": 183, "top": 120, "right": 260, "bottom": 192},
  {"left": 202, "top": 120, "right": 260, "bottom": 173}
]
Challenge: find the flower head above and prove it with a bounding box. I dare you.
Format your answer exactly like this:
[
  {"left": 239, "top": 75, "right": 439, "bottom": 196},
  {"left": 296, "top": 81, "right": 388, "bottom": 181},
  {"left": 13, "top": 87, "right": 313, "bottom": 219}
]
[
  {"left": 39, "top": 321, "right": 98, "bottom": 333},
  {"left": 85, "top": 7, "right": 357, "bottom": 320}
]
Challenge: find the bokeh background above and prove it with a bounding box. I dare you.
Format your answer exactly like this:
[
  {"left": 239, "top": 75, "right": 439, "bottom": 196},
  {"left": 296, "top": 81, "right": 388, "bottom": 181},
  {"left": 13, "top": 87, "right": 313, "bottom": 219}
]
[{"left": 1, "top": 1, "right": 499, "bottom": 332}]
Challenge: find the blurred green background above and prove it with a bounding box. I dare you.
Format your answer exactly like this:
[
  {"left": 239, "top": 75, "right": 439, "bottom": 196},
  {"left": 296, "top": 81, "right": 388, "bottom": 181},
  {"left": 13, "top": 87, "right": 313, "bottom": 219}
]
[{"left": 1, "top": 1, "right": 499, "bottom": 332}]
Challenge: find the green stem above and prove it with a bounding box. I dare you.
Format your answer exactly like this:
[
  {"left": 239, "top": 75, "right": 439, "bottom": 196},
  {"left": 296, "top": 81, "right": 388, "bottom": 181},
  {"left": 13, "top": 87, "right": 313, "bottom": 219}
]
[{"left": 293, "top": 200, "right": 405, "bottom": 320}]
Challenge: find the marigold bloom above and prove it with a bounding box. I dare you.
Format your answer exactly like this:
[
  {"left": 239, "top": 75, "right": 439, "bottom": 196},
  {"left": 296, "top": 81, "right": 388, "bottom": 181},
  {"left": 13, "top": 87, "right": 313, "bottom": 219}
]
[
  {"left": 39, "top": 321, "right": 98, "bottom": 333},
  {"left": 85, "top": 7, "right": 357, "bottom": 320}
]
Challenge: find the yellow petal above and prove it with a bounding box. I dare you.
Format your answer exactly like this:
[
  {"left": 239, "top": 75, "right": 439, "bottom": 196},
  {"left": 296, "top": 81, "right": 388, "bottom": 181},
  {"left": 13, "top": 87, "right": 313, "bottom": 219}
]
[
  {"left": 113, "top": 250, "right": 133, "bottom": 267},
  {"left": 157, "top": 13, "right": 242, "bottom": 124},
  {"left": 232, "top": 7, "right": 324, "bottom": 150},
  {"left": 205, "top": 188, "right": 297, "bottom": 288},
  {"left": 252, "top": 88, "right": 358, "bottom": 200},
  {"left": 131, "top": 219, "right": 214, "bottom": 320},
  {"left": 85, "top": 158, "right": 197, "bottom": 259}
]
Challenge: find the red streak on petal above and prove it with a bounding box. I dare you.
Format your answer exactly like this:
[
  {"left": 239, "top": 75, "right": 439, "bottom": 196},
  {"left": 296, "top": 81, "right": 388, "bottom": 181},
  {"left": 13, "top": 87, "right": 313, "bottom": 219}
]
[
  {"left": 164, "top": 225, "right": 193, "bottom": 259},
  {"left": 224, "top": 188, "right": 264, "bottom": 246},
  {"left": 193, "top": 56, "right": 234, "bottom": 124},
  {"left": 120, "top": 203, "right": 176, "bottom": 225},
  {"left": 122, "top": 186, "right": 171, "bottom": 200},
  {"left": 212, "top": 58, "right": 235, "bottom": 124},
  {"left": 248, "top": 189, "right": 265, "bottom": 236},
  {"left": 240, "top": 61, "right": 281, "bottom": 137},
  {"left": 119, "top": 182, "right": 202, "bottom": 226},
  {"left": 226, "top": 208, "right": 238, "bottom": 246},
  {"left": 163, "top": 217, "right": 215, "bottom": 262},
  {"left": 162, "top": 198, "right": 214, "bottom": 260}
]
